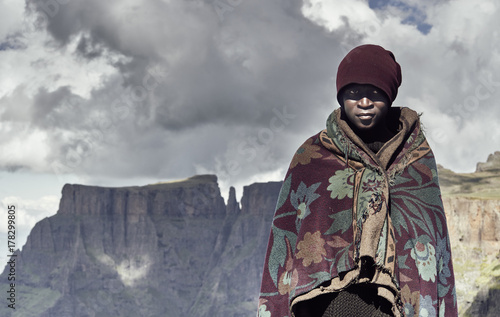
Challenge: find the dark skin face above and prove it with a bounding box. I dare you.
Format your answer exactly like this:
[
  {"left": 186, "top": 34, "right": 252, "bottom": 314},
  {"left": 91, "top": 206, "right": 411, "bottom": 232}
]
[{"left": 341, "top": 83, "right": 390, "bottom": 131}]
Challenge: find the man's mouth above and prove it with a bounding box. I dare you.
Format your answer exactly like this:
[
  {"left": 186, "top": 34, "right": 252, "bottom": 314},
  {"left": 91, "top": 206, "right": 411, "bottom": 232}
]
[{"left": 357, "top": 113, "right": 374, "bottom": 120}]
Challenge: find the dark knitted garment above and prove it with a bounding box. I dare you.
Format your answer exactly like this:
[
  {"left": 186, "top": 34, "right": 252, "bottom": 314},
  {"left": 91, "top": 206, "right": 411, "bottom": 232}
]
[
  {"left": 292, "top": 285, "right": 394, "bottom": 317},
  {"left": 347, "top": 120, "right": 396, "bottom": 154},
  {"left": 336, "top": 44, "right": 402, "bottom": 106},
  {"left": 321, "top": 286, "right": 394, "bottom": 317}
]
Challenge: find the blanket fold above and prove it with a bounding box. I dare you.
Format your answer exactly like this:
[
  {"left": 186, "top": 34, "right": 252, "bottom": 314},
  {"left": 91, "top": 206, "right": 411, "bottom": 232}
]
[{"left": 258, "top": 107, "right": 457, "bottom": 317}]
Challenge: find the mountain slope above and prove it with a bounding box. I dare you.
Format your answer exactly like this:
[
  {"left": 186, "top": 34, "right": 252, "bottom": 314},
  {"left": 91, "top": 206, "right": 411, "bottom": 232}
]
[{"left": 0, "top": 175, "right": 281, "bottom": 317}]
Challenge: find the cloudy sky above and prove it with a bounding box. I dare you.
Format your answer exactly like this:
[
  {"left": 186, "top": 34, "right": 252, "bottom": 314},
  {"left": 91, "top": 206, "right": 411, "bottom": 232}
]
[{"left": 0, "top": 0, "right": 499, "bottom": 258}]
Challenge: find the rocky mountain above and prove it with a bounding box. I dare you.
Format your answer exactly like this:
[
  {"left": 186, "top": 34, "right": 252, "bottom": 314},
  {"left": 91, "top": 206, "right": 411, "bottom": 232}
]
[
  {"left": 1, "top": 151, "right": 500, "bottom": 317},
  {"left": 0, "top": 175, "right": 281, "bottom": 317}
]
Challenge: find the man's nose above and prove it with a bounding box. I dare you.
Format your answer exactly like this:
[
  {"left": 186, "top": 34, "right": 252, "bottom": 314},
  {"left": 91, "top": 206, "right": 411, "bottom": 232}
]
[{"left": 357, "top": 97, "right": 373, "bottom": 108}]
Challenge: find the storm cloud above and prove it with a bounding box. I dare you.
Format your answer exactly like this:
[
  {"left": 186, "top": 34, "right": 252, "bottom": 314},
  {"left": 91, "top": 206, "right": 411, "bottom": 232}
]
[{"left": 1, "top": 0, "right": 499, "bottom": 188}]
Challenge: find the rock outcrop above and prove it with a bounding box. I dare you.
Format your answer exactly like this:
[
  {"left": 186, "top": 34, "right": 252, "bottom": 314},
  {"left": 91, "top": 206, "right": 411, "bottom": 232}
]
[
  {"left": 476, "top": 151, "right": 500, "bottom": 173},
  {"left": 0, "top": 175, "right": 282, "bottom": 317}
]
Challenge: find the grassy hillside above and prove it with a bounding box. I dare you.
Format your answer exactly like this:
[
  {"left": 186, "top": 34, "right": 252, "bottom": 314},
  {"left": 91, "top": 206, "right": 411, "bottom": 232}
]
[{"left": 438, "top": 165, "right": 500, "bottom": 199}]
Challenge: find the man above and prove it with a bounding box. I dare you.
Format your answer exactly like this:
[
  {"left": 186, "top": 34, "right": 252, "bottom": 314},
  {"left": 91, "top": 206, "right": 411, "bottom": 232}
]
[{"left": 258, "top": 44, "right": 457, "bottom": 317}]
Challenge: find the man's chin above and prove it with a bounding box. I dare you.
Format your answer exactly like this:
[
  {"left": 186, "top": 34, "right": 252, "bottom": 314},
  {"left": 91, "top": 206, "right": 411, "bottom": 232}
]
[{"left": 355, "top": 120, "right": 375, "bottom": 130}]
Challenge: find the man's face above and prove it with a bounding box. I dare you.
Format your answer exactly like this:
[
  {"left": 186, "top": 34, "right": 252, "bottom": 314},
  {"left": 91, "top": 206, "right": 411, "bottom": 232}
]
[{"left": 341, "top": 84, "right": 390, "bottom": 130}]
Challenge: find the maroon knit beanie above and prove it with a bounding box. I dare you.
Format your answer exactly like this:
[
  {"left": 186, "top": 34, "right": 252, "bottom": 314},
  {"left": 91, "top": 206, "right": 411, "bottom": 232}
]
[{"left": 336, "top": 44, "right": 402, "bottom": 105}]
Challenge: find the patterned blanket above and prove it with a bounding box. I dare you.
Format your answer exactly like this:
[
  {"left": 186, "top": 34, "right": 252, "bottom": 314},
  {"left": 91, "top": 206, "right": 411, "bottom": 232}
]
[{"left": 258, "top": 107, "right": 457, "bottom": 317}]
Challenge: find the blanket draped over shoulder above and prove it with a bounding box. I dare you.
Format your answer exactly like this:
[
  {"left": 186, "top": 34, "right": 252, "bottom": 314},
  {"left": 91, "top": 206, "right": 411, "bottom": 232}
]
[{"left": 258, "top": 107, "right": 457, "bottom": 317}]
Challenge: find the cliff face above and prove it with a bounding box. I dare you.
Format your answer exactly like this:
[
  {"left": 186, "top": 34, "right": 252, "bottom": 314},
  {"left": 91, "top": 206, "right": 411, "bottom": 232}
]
[
  {"left": 444, "top": 197, "right": 500, "bottom": 256},
  {"left": 439, "top": 151, "right": 500, "bottom": 316},
  {"left": 443, "top": 197, "right": 500, "bottom": 316},
  {"left": 0, "top": 175, "right": 282, "bottom": 317}
]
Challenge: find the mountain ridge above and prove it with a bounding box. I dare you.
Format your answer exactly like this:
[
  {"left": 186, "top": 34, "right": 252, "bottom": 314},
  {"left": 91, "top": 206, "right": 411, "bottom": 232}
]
[{"left": 438, "top": 151, "right": 500, "bottom": 200}]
